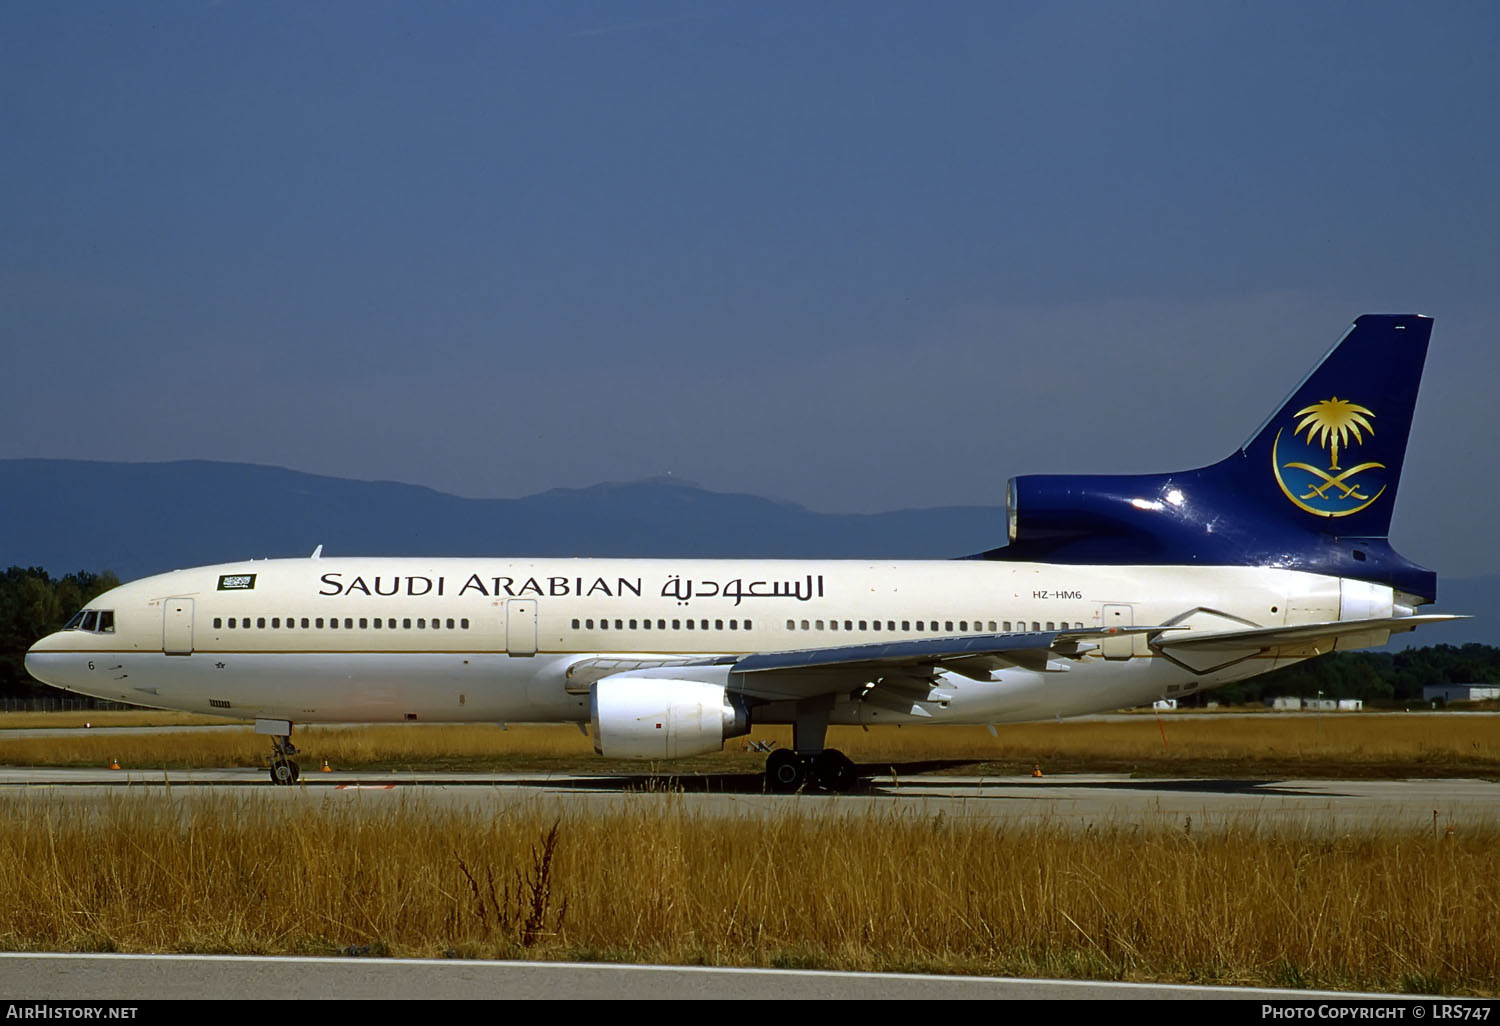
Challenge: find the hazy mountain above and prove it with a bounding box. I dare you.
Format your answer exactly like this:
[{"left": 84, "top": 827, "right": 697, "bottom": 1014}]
[
  {"left": 3, "top": 458, "right": 1488, "bottom": 646},
  {"left": 0, "top": 459, "right": 1003, "bottom": 579}
]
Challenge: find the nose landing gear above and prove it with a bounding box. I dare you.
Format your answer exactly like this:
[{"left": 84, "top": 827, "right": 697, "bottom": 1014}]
[
  {"left": 269, "top": 736, "right": 300, "bottom": 785},
  {"left": 256, "top": 718, "right": 301, "bottom": 786}
]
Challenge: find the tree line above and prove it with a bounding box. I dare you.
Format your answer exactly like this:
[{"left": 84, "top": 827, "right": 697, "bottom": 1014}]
[
  {"left": 0, "top": 566, "right": 120, "bottom": 697},
  {"left": 0, "top": 564, "right": 1493, "bottom": 703}
]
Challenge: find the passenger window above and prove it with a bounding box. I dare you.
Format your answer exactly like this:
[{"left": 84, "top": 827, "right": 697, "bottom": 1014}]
[
  {"left": 616, "top": 620, "right": 624, "bottom": 630},
  {"left": 658, "top": 619, "right": 666, "bottom": 629},
  {"left": 461, "top": 619, "right": 469, "bottom": 629},
  {"left": 257, "top": 618, "right": 266, "bottom": 629},
  {"left": 715, "top": 620, "right": 723, "bottom": 630},
  {"left": 887, "top": 621, "right": 895, "bottom": 631},
  {"left": 672, "top": 619, "right": 681, "bottom": 630},
  {"left": 901, "top": 621, "right": 909, "bottom": 631},
  {"left": 744, "top": 620, "right": 752, "bottom": 629},
  {"left": 944, "top": 621, "right": 953, "bottom": 632},
  {"left": 345, "top": 618, "right": 354, "bottom": 629},
  {"left": 801, "top": 620, "right": 809, "bottom": 631},
  {"left": 844, "top": 620, "right": 852, "bottom": 631},
  {"left": 729, "top": 620, "right": 738, "bottom": 630},
  {"left": 418, "top": 618, "right": 426, "bottom": 629},
  {"left": 316, "top": 618, "right": 325, "bottom": 628},
  {"left": 642, "top": 619, "right": 651, "bottom": 630},
  {"left": 787, "top": 620, "right": 795, "bottom": 630},
  {"left": 816, "top": 620, "right": 824, "bottom": 630},
  {"left": 872, "top": 621, "right": 881, "bottom": 631},
  {"left": 403, "top": 618, "right": 411, "bottom": 629},
  {"left": 302, "top": 618, "right": 310, "bottom": 628},
  {"left": 859, "top": 621, "right": 867, "bottom": 630},
  {"left": 686, "top": 620, "right": 695, "bottom": 630},
  {"left": 586, "top": 619, "right": 594, "bottom": 629},
  {"left": 213, "top": 618, "right": 223, "bottom": 629},
  {"left": 446, "top": 619, "right": 455, "bottom": 629}
]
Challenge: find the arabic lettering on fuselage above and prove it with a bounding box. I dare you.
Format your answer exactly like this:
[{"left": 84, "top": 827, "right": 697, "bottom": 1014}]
[
  {"left": 315, "top": 572, "right": 826, "bottom": 605},
  {"left": 660, "top": 575, "right": 825, "bottom": 606}
]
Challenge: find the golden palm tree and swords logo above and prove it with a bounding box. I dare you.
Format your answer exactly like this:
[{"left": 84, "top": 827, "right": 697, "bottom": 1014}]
[{"left": 1271, "top": 397, "right": 1387, "bottom": 517}]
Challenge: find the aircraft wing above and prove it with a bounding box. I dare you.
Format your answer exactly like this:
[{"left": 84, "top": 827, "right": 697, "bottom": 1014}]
[
  {"left": 1155, "top": 614, "right": 1464, "bottom": 652},
  {"left": 726, "top": 626, "right": 1167, "bottom": 703}
]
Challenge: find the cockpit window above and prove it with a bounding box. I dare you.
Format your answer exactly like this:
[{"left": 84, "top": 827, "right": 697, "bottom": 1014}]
[{"left": 64, "top": 609, "right": 115, "bottom": 633}]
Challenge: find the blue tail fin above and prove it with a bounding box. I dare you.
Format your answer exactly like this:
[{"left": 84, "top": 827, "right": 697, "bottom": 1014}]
[
  {"left": 1240, "top": 313, "right": 1431, "bottom": 537},
  {"left": 984, "top": 315, "right": 1437, "bottom": 601}
]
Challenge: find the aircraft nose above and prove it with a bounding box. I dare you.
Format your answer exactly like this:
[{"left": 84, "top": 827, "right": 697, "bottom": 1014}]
[{"left": 24, "top": 633, "right": 64, "bottom": 686}]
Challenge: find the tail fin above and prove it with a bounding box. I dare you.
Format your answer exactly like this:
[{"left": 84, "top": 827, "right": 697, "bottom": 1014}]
[
  {"left": 1238, "top": 313, "right": 1432, "bottom": 538},
  {"left": 985, "top": 315, "right": 1436, "bottom": 601}
]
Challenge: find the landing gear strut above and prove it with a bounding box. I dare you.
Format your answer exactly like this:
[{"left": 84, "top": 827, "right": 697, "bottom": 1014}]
[
  {"left": 763, "top": 697, "right": 860, "bottom": 793},
  {"left": 269, "top": 736, "right": 300, "bottom": 785},
  {"left": 257, "top": 718, "right": 301, "bottom": 785}
]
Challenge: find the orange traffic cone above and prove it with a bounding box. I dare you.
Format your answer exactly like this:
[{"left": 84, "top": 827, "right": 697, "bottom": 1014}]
[
  {"left": 1032, "top": 761, "right": 1043, "bottom": 778},
  {"left": 321, "top": 759, "right": 332, "bottom": 772},
  {"left": 109, "top": 756, "right": 121, "bottom": 770}
]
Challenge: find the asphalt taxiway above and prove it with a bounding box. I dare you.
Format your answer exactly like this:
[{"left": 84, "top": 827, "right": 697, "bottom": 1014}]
[{"left": 2, "top": 765, "right": 1495, "bottom": 833}]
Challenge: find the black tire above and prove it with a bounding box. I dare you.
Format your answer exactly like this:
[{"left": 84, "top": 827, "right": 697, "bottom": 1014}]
[
  {"left": 812, "top": 750, "right": 857, "bottom": 793},
  {"left": 271, "top": 761, "right": 295, "bottom": 786},
  {"left": 288, "top": 760, "right": 300, "bottom": 783},
  {"left": 765, "top": 748, "right": 806, "bottom": 793}
]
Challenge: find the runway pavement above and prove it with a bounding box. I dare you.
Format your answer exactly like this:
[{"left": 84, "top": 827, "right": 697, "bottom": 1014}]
[{"left": 2, "top": 765, "right": 1496, "bottom": 833}]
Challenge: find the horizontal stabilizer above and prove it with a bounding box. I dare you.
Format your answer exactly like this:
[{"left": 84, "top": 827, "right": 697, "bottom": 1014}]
[{"left": 1159, "top": 614, "right": 1464, "bottom": 652}]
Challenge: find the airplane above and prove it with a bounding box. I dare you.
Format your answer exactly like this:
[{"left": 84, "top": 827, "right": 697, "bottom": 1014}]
[{"left": 25, "top": 314, "right": 1462, "bottom": 791}]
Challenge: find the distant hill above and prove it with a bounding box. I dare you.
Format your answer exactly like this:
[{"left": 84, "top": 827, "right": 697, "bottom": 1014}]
[
  {"left": 1, "top": 458, "right": 1487, "bottom": 645},
  {"left": 0, "top": 459, "right": 1003, "bottom": 579}
]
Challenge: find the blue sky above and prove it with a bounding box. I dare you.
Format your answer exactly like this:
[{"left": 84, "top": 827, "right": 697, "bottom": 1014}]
[{"left": 3, "top": 1, "right": 1497, "bottom": 576}]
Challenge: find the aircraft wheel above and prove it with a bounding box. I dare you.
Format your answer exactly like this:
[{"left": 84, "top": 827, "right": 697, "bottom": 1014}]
[
  {"left": 270, "top": 760, "right": 297, "bottom": 786},
  {"left": 812, "top": 750, "right": 857, "bottom": 793},
  {"left": 765, "top": 749, "right": 806, "bottom": 793}
]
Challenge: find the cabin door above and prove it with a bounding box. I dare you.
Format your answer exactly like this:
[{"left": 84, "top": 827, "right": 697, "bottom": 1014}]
[
  {"left": 506, "top": 599, "right": 537, "bottom": 656},
  {"left": 1100, "top": 603, "right": 1134, "bottom": 660},
  {"left": 163, "top": 597, "right": 194, "bottom": 656}
]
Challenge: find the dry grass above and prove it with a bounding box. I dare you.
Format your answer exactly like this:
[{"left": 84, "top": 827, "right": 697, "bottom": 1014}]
[
  {"left": 0, "top": 710, "right": 240, "bottom": 729},
  {"left": 0, "top": 792, "right": 1494, "bottom": 994},
  {"left": 2, "top": 715, "right": 1497, "bottom": 778}
]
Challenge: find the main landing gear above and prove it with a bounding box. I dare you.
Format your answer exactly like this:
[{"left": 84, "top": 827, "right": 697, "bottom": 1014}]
[
  {"left": 763, "top": 696, "right": 860, "bottom": 793},
  {"left": 257, "top": 718, "right": 300, "bottom": 785},
  {"left": 765, "top": 748, "right": 857, "bottom": 793}
]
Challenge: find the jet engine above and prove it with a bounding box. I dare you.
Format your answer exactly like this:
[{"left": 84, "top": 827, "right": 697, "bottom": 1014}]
[{"left": 590, "top": 677, "right": 749, "bottom": 759}]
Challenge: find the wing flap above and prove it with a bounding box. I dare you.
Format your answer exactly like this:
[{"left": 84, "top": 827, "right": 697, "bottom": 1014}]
[
  {"left": 1158, "top": 614, "right": 1464, "bottom": 653},
  {"left": 729, "top": 627, "right": 1168, "bottom": 701}
]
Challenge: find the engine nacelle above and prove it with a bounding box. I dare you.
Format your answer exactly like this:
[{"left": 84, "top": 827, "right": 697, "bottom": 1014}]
[{"left": 590, "top": 678, "right": 748, "bottom": 760}]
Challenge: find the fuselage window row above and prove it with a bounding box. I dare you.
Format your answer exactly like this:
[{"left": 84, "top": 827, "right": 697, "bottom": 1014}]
[
  {"left": 569, "top": 618, "right": 753, "bottom": 631},
  {"left": 212, "top": 616, "right": 469, "bottom": 630}
]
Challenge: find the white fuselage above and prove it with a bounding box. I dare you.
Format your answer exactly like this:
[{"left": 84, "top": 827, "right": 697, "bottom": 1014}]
[{"left": 25, "top": 556, "right": 1384, "bottom": 729}]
